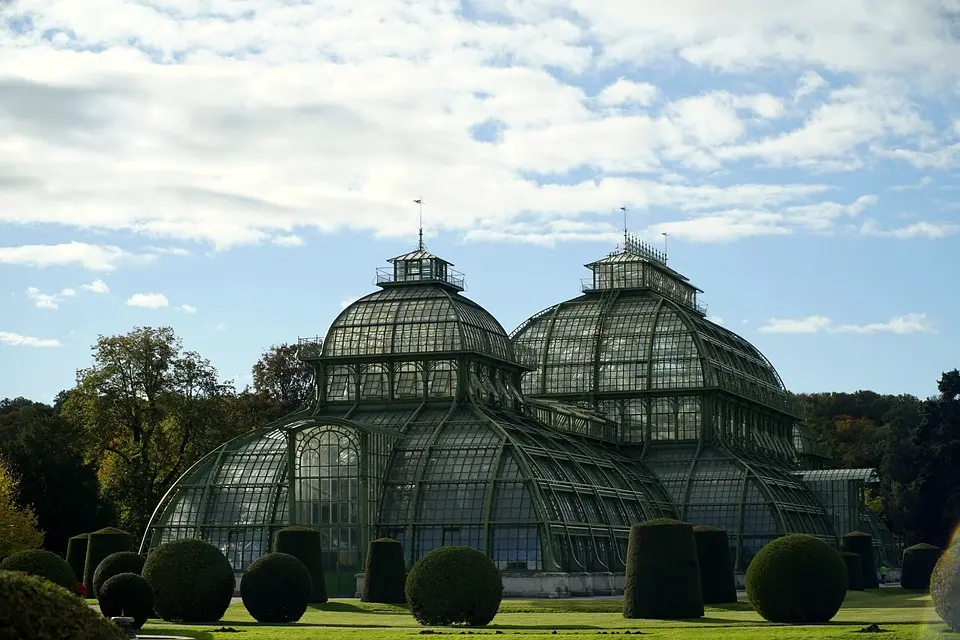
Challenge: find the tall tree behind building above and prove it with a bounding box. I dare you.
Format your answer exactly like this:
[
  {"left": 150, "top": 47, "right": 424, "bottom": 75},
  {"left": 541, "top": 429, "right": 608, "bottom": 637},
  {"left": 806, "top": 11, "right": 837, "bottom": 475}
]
[{"left": 251, "top": 343, "right": 315, "bottom": 422}]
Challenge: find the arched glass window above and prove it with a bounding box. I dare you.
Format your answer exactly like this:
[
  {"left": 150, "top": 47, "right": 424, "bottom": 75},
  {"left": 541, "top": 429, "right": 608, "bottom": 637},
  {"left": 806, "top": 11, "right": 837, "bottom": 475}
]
[
  {"left": 326, "top": 366, "right": 357, "bottom": 402},
  {"left": 359, "top": 364, "right": 388, "bottom": 400},
  {"left": 427, "top": 361, "right": 457, "bottom": 398},
  {"left": 394, "top": 362, "right": 424, "bottom": 399}
]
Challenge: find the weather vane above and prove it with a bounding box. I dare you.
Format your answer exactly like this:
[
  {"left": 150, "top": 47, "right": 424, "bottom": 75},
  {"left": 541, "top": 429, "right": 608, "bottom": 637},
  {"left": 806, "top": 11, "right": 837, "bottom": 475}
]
[{"left": 413, "top": 199, "right": 423, "bottom": 250}]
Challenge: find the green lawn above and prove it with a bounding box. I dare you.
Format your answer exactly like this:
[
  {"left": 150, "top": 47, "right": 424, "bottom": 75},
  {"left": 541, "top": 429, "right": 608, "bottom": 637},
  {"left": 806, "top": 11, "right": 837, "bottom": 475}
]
[{"left": 136, "top": 590, "right": 958, "bottom": 640}]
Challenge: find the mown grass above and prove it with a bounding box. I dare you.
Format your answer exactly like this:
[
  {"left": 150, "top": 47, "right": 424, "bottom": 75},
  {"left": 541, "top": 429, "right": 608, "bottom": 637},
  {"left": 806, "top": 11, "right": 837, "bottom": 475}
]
[{"left": 135, "top": 589, "right": 958, "bottom": 640}]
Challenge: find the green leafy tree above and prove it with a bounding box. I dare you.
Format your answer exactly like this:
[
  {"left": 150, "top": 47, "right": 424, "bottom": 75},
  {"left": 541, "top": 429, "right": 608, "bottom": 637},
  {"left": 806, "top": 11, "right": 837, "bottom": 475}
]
[
  {"left": 0, "top": 457, "right": 44, "bottom": 558},
  {"left": 61, "top": 326, "right": 243, "bottom": 536},
  {"left": 251, "top": 343, "right": 315, "bottom": 421}
]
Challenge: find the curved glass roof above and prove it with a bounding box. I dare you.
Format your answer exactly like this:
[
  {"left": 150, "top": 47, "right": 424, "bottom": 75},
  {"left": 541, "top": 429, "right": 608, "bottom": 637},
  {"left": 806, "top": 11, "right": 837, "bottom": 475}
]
[
  {"left": 324, "top": 285, "right": 515, "bottom": 363},
  {"left": 512, "top": 293, "right": 796, "bottom": 415}
]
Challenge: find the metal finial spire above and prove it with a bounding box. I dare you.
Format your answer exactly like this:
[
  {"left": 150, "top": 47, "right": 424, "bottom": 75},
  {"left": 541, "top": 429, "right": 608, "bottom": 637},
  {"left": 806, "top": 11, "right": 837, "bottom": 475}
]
[
  {"left": 413, "top": 198, "right": 423, "bottom": 250},
  {"left": 662, "top": 231, "right": 668, "bottom": 258},
  {"left": 619, "top": 206, "right": 628, "bottom": 246}
]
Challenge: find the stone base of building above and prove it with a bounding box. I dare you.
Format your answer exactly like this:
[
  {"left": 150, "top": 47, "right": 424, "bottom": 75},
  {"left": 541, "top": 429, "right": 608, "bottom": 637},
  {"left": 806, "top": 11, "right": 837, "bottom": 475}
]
[{"left": 354, "top": 572, "right": 625, "bottom": 599}]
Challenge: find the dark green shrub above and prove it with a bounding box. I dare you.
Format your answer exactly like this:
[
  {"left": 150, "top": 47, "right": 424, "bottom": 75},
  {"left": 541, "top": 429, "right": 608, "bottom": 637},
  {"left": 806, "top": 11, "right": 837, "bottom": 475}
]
[
  {"left": 83, "top": 527, "right": 134, "bottom": 595},
  {"left": 746, "top": 534, "right": 847, "bottom": 623},
  {"left": 0, "top": 570, "right": 126, "bottom": 640},
  {"left": 842, "top": 552, "right": 864, "bottom": 591},
  {"left": 624, "top": 518, "right": 703, "bottom": 619},
  {"left": 840, "top": 531, "right": 878, "bottom": 589},
  {"left": 405, "top": 546, "right": 503, "bottom": 626},
  {"left": 363, "top": 538, "right": 407, "bottom": 604},
  {"left": 141, "top": 538, "right": 235, "bottom": 623},
  {"left": 902, "top": 543, "right": 942, "bottom": 590},
  {"left": 931, "top": 543, "right": 960, "bottom": 631},
  {"left": 66, "top": 533, "right": 89, "bottom": 584},
  {"left": 93, "top": 551, "right": 145, "bottom": 599},
  {"left": 240, "top": 552, "right": 312, "bottom": 623},
  {"left": 692, "top": 525, "right": 736, "bottom": 605},
  {"left": 0, "top": 548, "right": 78, "bottom": 593},
  {"left": 274, "top": 526, "right": 327, "bottom": 603},
  {"left": 99, "top": 572, "right": 154, "bottom": 630}
]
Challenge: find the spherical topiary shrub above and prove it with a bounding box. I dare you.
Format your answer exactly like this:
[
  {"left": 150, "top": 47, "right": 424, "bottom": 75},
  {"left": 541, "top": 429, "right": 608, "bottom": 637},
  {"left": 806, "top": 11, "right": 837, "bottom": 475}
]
[
  {"left": 363, "top": 538, "right": 407, "bottom": 604},
  {"left": 0, "top": 548, "right": 78, "bottom": 593},
  {"left": 842, "top": 552, "right": 864, "bottom": 591},
  {"left": 405, "top": 546, "right": 503, "bottom": 626},
  {"left": 66, "top": 533, "right": 90, "bottom": 585},
  {"left": 840, "top": 531, "right": 878, "bottom": 589},
  {"left": 98, "top": 572, "right": 154, "bottom": 630},
  {"left": 931, "top": 542, "right": 960, "bottom": 631},
  {"left": 240, "top": 552, "right": 312, "bottom": 623},
  {"left": 746, "top": 534, "right": 848, "bottom": 623},
  {"left": 0, "top": 570, "right": 126, "bottom": 640},
  {"left": 624, "top": 518, "right": 704, "bottom": 619},
  {"left": 93, "top": 551, "right": 145, "bottom": 599},
  {"left": 274, "top": 526, "right": 327, "bottom": 604},
  {"left": 902, "top": 543, "right": 942, "bottom": 591},
  {"left": 141, "top": 538, "right": 235, "bottom": 623},
  {"left": 83, "top": 527, "right": 134, "bottom": 596},
  {"left": 692, "top": 525, "right": 737, "bottom": 605}
]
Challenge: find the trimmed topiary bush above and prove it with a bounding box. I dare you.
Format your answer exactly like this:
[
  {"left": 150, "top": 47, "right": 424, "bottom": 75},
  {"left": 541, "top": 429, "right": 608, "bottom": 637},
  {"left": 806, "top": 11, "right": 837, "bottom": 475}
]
[
  {"left": 363, "top": 538, "right": 407, "bottom": 604},
  {"left": 931, "top": 542, "right": 960, "bottom": 631},
  {"left": 274, "top": 526, "right": 327, "bottom": 604},
  {"left": 98, "top": 572, "right": 154, "bottom": 630},
  {"left": 0, "top": 548, "right": 78, "bottom": 593},
  {"left": 405, "top": 546, "right": 503, "bottom": 626},
  {"left": 624, "top": 518, "right": 704, "bottom": 619},
  {"left": 141, "top": 538, "right": 235, "bottom": 623},
  {"left": 240, "top": 552, "right": 312, "bottom": 623},
  {"left": 0, "top": 570, "right": 126, "bottom": 639},
  {"left": 840, "top": 531, "right": 878, "bottom": 589},
  {"left": 692, "top": 525, "right": 737, "bottom": 605},
  {"left": 93, "top": 551, "right": 145, "bottom": 599},
  {"left": 842, "top": 552, "right": 864, "bottom": 591},
  {"left": 902, "top": 543, "right": 942, "bottom": 590},
  {"left": 746, "top": 534, "right": 847, "bottom": 623},
  {"left": 66, "top": 533, "right": 89, "bottom": 584},
  {"left": 83, "top": 527, "right": 134, "bottom": 596}
]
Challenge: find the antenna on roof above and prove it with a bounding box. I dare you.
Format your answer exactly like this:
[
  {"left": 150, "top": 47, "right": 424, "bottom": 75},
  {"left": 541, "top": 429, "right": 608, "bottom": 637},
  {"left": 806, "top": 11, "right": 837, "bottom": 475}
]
[
  {"left": 413, "top": 198, "right": 424, "bottom": 250},
  {"left": 661, "top": 231, "right": 668, "bottom": 259},
  {"left": 619, "top": 206, "right": 628, "bottom": 247}
]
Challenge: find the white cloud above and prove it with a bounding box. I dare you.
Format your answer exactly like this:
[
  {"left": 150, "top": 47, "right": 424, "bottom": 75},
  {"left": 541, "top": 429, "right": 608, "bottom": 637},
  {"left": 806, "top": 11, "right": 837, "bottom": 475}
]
[
  {"left": 0, "top": 242, "right": 155, "bottom": 271},
  {"left": 595, "top": 78, "right": 659, "bottom": 107},
  {"left": 272, "top": 234, "right": 305, "bottom": 247},
  {"left": 126, "top": 293, "right": 169, "bottom": 309},
  {"left": 0, "top": 330, "right": 62, "bottom": 348},
  {"left": 81, "top": 279, "right": 110, "bottom": 293},
  {"left": 0, "top": 0, "right": 956, "bottom": 251},
  {"left": 758, "top": 313, "right": 934, "bottom": 334},
  {"left": 889, "top": 176, "right": 934, "bottom": 191},
  {"left": 181, "top": 304, "right": 197, "bottom": 313},
  {"left": 859, "top": 218, "right": 960, "bottom": 239},
  {"left": 25, "top": 285, "right": 76, "bottom": 309}
]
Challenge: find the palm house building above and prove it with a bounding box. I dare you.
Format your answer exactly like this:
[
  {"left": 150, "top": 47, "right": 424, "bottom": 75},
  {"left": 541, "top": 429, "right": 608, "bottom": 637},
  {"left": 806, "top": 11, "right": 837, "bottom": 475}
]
[{"left": 142, "top": 237, "right": 899, "bottom": 597}]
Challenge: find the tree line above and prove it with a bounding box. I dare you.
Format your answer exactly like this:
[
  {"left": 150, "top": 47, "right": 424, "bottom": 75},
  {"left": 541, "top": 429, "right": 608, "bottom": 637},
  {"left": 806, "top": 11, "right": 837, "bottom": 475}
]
[{"left": 0, "top": 325, "right": 957, "bottom": 557}]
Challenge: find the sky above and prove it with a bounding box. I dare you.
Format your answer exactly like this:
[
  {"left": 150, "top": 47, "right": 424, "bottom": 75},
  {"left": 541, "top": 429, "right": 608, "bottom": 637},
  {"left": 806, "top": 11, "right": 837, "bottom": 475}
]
[{"left": 0, "top": 0, "right": 958, "bottom": 404}]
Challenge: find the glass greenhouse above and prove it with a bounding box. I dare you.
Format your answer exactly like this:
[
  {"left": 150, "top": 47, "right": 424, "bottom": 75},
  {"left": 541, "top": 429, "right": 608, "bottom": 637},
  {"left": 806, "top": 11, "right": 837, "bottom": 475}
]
[
  {"left": 143, "top": 239, "right": 900, "bottom": 596},
  {"left": 510, "top": 235, "right": 899, "bottom": 572}
]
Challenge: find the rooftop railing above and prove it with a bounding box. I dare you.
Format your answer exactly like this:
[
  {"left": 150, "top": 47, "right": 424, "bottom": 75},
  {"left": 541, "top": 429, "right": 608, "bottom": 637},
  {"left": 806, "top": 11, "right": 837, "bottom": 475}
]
[
  {"left": 296, "top": 336, "right": 324, "bottom": 361},
  {"left": 581, "top": 277, "right": 708, "bottom": 316},
  {"left": 376, "top": 267, "right": 466, "bottom": 290}
]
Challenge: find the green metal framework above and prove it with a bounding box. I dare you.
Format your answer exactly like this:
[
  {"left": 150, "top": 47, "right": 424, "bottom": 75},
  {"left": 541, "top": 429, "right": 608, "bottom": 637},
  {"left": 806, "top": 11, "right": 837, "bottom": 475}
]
[{"left": 142, "top": 247, "right": 679, "bottom": 594}]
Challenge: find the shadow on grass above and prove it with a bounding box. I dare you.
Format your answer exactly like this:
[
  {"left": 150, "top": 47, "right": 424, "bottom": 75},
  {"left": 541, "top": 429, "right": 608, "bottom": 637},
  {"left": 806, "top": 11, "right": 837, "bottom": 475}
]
[
  {"left": 140, "top": 626, "right": 214, "bottom": 640},
  {"left": 310, "top": 601, "right": 410, "bottom": 614}
]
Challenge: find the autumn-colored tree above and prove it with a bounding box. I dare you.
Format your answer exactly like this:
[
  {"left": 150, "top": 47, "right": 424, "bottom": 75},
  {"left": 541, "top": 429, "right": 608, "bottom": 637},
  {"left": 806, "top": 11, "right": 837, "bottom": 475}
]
[
  {"left": 251, "top": 343, "right": 315, "bottom": 422},
  {"left": 0, "top": 457, "right": 44, "bottom": 559},
  {"left": 61, "top": 326, "right": 244, "bottom": 537}
]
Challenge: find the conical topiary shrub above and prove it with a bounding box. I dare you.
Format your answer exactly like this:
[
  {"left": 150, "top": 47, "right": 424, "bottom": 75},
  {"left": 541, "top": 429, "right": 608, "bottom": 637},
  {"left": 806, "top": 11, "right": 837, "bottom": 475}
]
[
  {"left": 362, "top": 538, "right": 407, "bottom": 604},
  {"left": 623, "top": 518, "right": 704, "bottom": 619},
  {"left": 66, "top": 534, "right": 89, "bottom": 585},
  {"left": 83, "top": 527, "right": 134, "bottom": 597},
  {"left": 274, "top": 526, "right": 327, "bottom": 603},
  {"left": 692, "top": 525, "right": 737, "bottom": 604},
  {"left": 901, "top": 543, "right": 942, "bottom": 590},
  {"left": 842, "top": 552, "right": 864, "bottom": 591},
  {"left": 840, "top": 531, "right": 878, "bottom": 589}
]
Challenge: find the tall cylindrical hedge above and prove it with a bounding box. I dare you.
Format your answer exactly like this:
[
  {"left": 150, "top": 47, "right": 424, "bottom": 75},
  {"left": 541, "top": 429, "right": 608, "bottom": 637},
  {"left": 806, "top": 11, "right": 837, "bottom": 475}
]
[
  {"left": 840, "top": 531, "right": 878, "bottom": 589},
  {"left": 692, "top": 525, "right": 737, "bottom": 604},
  {"left": 66, "top": 534, "right": 89, "bottom": 585},
  {"left": 842, "top": 552, "right": 864, "bottom": 591},
  {"left": 83, "top": 527, "right": 134, "bottom": 595},
  {"left": 902, "top": 543, "right": 942, "bottom": 590},
  {"left": 624, "top": 518, "right": 704, "bottom": 619},
  {"left": 141, "top": 538, "right": 235, "bottom": 623},
  {"left": 362, "top": 538, "right": 407, "bottom": 604},
  {"left": 274, "top": 526, "right": 327, "bottom": 604},
  {"left": 746, "top": 534, "right": 848, "bottom": 623},
  {"left": 931, "top": 543, "right": 960, "bottom": 631}
]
